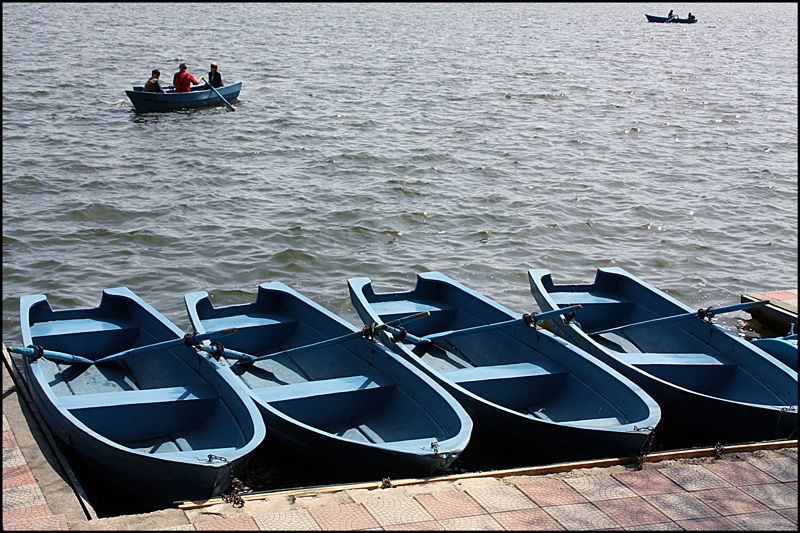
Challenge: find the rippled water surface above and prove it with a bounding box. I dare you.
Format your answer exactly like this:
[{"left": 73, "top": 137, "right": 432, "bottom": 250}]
[{"left": 2, "top": 1, "right": 797, "bottom": 515}]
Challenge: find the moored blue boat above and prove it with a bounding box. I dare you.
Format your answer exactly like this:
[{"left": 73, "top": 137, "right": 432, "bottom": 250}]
[
  {"left": 184, "top": 282, "right": 472, "bottom": 478},
  {"left": 18, "top": 288, "right": 265, "bottom": 509},
  {"left": 348, "top": 272, "right": 660, "bottom": 464},
  {"left": 529, "top": 267, "right": 798, "bottom": 446},
  {"left": 125, "top": 82, "right": 241, "bottom": 112}
]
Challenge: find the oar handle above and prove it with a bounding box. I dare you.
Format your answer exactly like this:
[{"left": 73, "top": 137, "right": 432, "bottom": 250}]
[
  {"left": 590, "top": 300, "right": 769, "bottom": 336},
  {"left": 8, "top": 346, "right": 94, "bottom": 365},
  {"left": 234, "top": 311, "right": 431, "bottom": 366}
]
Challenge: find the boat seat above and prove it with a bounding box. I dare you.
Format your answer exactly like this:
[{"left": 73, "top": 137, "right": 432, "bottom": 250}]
[
  {"left": 440, "top": 361, "right": 565, "bottom": 383},
  {"left": 252, "top": 374, "right": 392, "bottom": 404},
  {"left": 31, "top": 316, "right": 139, "bottom": 337},
  {"left": 198, "top": 313, "right": 296, "bottom": 334},
  {"left": 59, "top": 384, "right": 217, "bottom": 411},
  {"left": 549, "top": 291, "right": 633, "bottom": 307},
  {"left": 548, "top": 292, "right": 636, "bottom": 327},
  {"left": 617, "top": 352, "right": 738, "bottom": 392},
  {"left": 442, "top": 361, "right": 568, "bottom": 410},
  {"left": 368, "top": 300, "right": 458, "bottom": 328},
  {"left": 616, "top": 352, "right": 736, "bottom": 367}
]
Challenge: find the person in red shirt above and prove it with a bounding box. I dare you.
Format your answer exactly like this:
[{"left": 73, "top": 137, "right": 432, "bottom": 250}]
[{"left": 172, "top": 63, "right": 204, "bottom": 93}]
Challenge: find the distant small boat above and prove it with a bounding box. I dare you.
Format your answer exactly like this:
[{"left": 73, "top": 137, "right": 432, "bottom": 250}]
[
  {"left": 348, "top": 272, "right": 660, "bottom": 464},
  {"left": 19, "top": 288, "right": 265, "bottom": 509},
  {"left": 125, "top": 82, "right": 241, "bottom": 112},
  {"left": 646, "top": 14, "right": 697, "bottom": 23},
  {"left": 529, "top": 267, "right": 798, "bottom": 447},
  {"left": 185, "top": 282, "right": 472, "bottom": 478}
]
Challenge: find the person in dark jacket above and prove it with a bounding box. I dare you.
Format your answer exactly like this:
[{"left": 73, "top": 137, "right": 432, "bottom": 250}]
[
  {"left": 143, "top": 69, "right": 165, "bottom": 93},
  {"left": 208, "top": 62, "right": 223, "bottom": 88}
]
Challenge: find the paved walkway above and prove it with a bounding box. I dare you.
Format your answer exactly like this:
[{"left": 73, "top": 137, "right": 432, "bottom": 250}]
[{"left": 3, "top": 347, "right": 798, "bottom": 531}]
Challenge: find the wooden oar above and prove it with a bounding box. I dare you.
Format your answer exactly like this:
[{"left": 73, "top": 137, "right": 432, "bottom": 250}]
[
  {"left": 93, "top": 328, "right": 237, "bottom": 364},
  {"left": 418, "top": 305, "right": 583, "bottom": 343},
  {"left": 589, "top": 300, "right": 770, "bottom": 337},
  {"left": 8, "top": 346, "right": 93, "bottom": 365},
  {"left": 206, "top": 81, "right": 235, "bottom": 111},
  {"left": 234, "top": 311, "right": 431, "bottom": 366}
]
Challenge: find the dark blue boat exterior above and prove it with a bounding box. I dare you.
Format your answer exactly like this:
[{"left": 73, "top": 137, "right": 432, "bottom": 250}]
[
  {"left": 20, "top": 288, "right": 265, "bottom": 509},
  {"left": 646, "top": 14, "right": 697, "bottom": 23},
  {"left": 184, "top": 282, "right": 472, "bottom": 478},
  {"left": 529, "top": 267, "right": 798, "bottom": 446},
  {"left": 348, "top": 272, "right": 660, "bottom": 464},
  {"left": 125, "top": 82, "right": 242, "bottom": 112}
]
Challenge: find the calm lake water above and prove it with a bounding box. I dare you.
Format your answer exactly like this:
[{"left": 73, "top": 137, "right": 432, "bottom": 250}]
[{"left": 3, "top": 2, "right": 797, "bottom": 516}]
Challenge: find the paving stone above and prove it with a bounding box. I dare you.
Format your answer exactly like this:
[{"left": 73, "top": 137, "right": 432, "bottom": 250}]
[
  {"left": 592, "top": 497, "right": 670, "bottom": 528},
  {"left": 193, "top": 516, "right": 258, "bottom": 530},
  {"left": 3, "top": 447, "right": 26, "bottom": 468},
  {"left": 674, "top": 516, "right": 744, "bottom": 530},
  {"left": 2, "top": 514, "right": 68, "bottom": 531},
  {"left": 415, "top": 491, "right": 485, "bottom": 520},
  {"left": 737, "top": 483, "right": 798, "bottom": 510},
  {"left": 724, "top": 510, "right": 798, "bottom": 531},
  {"left": 2, "top": 484, "right": 48, "bottom": 511},
  {"left": 747, "top": 456, "right": 798, "bottom": 483},
  {"left": 624, "top": 522, "right": 683, "bottom": 530},
  {"left": 543, "top": 502, "right": 620, "bottom": 530},
  {"left": 437, "top": 514, "right": 504, "bottom": 530},
  {"left": 3, "top": 465, "right": 36, "bottom": 489},
  {"left": 309, "top": 503, "right": 380, "bottom": 530},
  {"left": 513, "top": 479, "right": 588, "bottom": 507},
  {"left": 2, "top": 503, "right": 52, "bottom": 522},
  {"left": 692, "top": 487, "right": 768, "bottom": 516},
  {"left": 252, "top": 509, "right": 321, "bottom": 530},
  {"left": 643, "top": 492, "right": 720, "bottom": 521},
  {"left": 382, "top": 520, "right": 445, "bottom": 531},
  {"left": 362, "top": 496, "right": 434, "bottom": 526},
  {"left": 776, "top": 507, "right": 797, "bottom": 525},
  {"left": 3, "top": 414, "right": 10, "bottom": 432},
  {"left": 656, "top": 464, "right": 730, "bottom": 491},
  {"left": 564, "top": 474, "right": 637, "bottom": 501},
  {"left": 491, "top": 508, "right": 565, "bottom": 530},
  {"left": 612, "top": 469, "right": 684, "bottom": 496},
  {"left": 464, "top": 484, "right": 537, "bottom": 513},
  {"left": 3, "top": 429, "right": 19, "bottom": 449},
  {"left": 705, "top": 460, "right": 783, "bottom": 485}
]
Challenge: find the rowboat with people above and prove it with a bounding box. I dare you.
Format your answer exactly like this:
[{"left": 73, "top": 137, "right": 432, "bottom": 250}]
[{"left": 126, "top": 82, "right": 241, "bottom": 112}]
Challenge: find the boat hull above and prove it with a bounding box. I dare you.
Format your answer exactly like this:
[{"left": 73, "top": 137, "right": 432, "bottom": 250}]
[
  {"left": 348, "top": 272, "right": 660, "bottom": 464},
  {"left": 646, "top": 14, "right": 697, "bottom": 23},
  {"left": 528, "top": 267, "right": 798, "bottom": 446},
  {"left": 125, "top": 82, "right": 242, "bottom": 112},
  {"left": 184, "top": 282, "right": 472, "bottom": 478},
  {"left": 20, "top": 288, "right": 265, "bottom": 509}
]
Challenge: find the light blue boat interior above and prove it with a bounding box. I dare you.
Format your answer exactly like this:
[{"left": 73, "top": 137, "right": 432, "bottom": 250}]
[
  {"left": 22, "top": 289, "right": 257, "bottom": 455},
  {"left": 530, "top": 267, "right": 797, "bottom": 406},
  {"left": 185, "top": 283, "right": 467, "bottom": 449}
]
